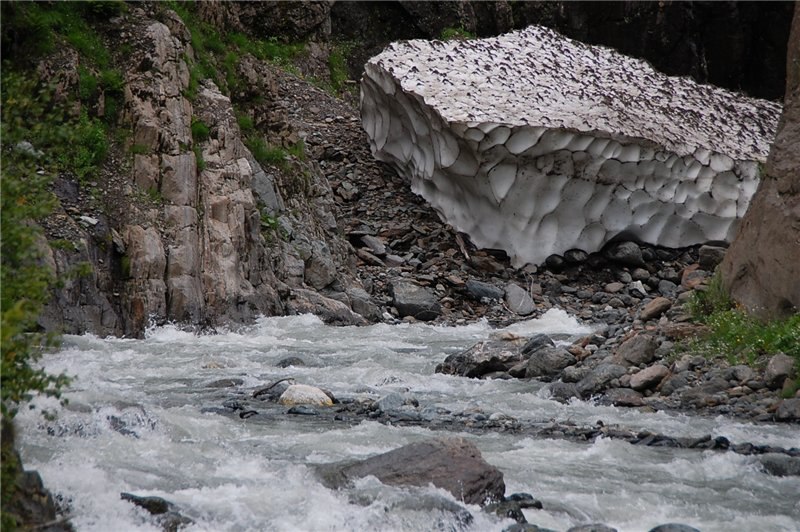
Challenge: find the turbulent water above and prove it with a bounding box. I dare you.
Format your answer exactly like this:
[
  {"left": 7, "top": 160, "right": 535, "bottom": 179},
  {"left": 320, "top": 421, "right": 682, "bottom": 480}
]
[{"left": 16, "top": 310, "right": 800, "bottom": 532}]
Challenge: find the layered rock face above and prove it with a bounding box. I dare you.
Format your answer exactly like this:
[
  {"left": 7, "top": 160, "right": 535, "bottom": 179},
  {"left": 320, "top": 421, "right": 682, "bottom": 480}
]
[{"left": 362, "top": 26, "right": 781, "bottom": 267}]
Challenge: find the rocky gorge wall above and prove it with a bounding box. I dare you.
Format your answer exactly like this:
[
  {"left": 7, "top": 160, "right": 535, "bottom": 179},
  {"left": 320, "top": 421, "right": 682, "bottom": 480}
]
[
  {"left": 361, "top": 26, "right": 781, "bottom": 266},
  {"left": 37, "top": 4, "right": 373, "bottom": 337}
]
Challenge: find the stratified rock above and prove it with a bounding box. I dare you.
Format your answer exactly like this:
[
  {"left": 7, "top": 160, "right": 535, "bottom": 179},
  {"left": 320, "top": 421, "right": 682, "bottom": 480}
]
[
  {"left": 278, "top": 384, "right": 334, "bottom": 407},
  {"left": 719, "top": 8, "right": 800, "bottom": 320},
  {"left": 764, "top": 353, "right": 796, "bottom": 390},
  {"left": 614, "top": 334, "right": 659, "bottom": 367},
  {"left": 390, "top": 280, "right": 441, "bottom": 321},
  {"left": 316, "top": 437, "right": 505, "bottom": 506},
  {"left": 436, "top": 340, "right": 524, "bottom": 378},
  {"left": 362, "top": 26, "right": 780, "bottom": 266}
]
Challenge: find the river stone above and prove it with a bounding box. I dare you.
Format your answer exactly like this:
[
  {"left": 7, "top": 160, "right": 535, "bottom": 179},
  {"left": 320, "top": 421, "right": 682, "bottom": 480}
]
[
  {"left": 600, "top": 388, "right": 645, "bottom": 407},
  {"left": 648, "top": 525, "right": 701, "bottom": 532},
  {"left": 278, "top": 384, "right": 333, "bottom": 407},
  {"left": 561, "top": 365, "right": 590, "bottom": 383},
  {"left": 640, "top": 297, "right": 672, "bottom": 321},
  {"left": 521, "top": 334, "right": 556, "bottom": 355},
  {"left": 465, "top": 280, "right": 505, "bottom": 301},
  {"left": 567, "top": 525, "right": 618, "bottom": 532},
  {"left": 630, "top": 364, "right": 670, "bottom": 391},
  {"left": 614, "top": 334, "right": 659, "bottom": 367},
  {"left": 775, "top": 398, "right": 800, "bottom": 422},
  {"left": 316, "top": 437, "right": 505, "bottom": 506},
  {"left": 436, "top": 340, "right": 525, "bottom": 378},
  {"left": 276, "top": 356, "right": 305, "bottom": 368},
  {"left": 577, "top": 363, "right": 628, "bottom": 397},
  {"left": 544, "top": 381, "right": 581, "bottom": 403},
  {"left": 505, "top": 283, "right": 536, "bottom": 316},
  {"left": 765, "top": 353, "right": 795, "bottom": 390},
  {"left": 759, "top": 453, "right": 800, "bottom": 476},
  {"left": 525, "top": 346, "right": 577, "bottom": 380},
  {"left": 390, "top": 280, "right": 441, "bottom": 321},
  {"left": 253, "top": 377, "right": 296, "bottom": 400},
  {"left": 375, "top": 392, "right": 405, "bottom": 413}
]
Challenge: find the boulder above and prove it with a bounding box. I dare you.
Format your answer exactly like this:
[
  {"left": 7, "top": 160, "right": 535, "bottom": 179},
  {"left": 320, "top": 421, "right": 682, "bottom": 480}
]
[
  {"left": 775, "top": 398, "right": 800, "bottom": 422},
  {"left": 286, "top": 289, "right": 368, "bottom": 326},
  {"left": 525, "top": 346, "right": 577, "bottom": 380},
  {"left": 362, "top": 26, "right": 779, "bottom": 266},
  {"left": 505, "top": 283, "right": 536, "bottom": 316},
  {"left": 390, "top": 280, "right": 441, "bottom": 321},
  {"left": 719, "top": 8, "right": 800, "bottom": 320},
  {"left": 600, "top": 388, "right": 645, "bottom": 407},
  {"left": 278, "top": 384, "right": 334, "bottom": 407},
  {"left": 435, "top": 340, "right": 525, "bottom": 378},
  {"left": 764, "top": 353, "right": 796, "bottom": 390},
  {"left": 614, "top": 334, "right": 659, "bottom": 367},
  {"left": 577, "top": 363, "right": 628, "bottom": 397},
  {"left": 604, "top": 241, "right": 645, "bottom": 267},
  {"left": 640, "top": 297, "right": 672, "bottom": 321},
  {"left": 465, "top": 279, "right": 505, "bottom": 301},
  {"left": 544, "top": 381, "right": 581, "bottom": 403},
  {"left": 316, "top": 437, "right": 505, "bottom": 506},
  {"left": 630, "top": 364, "right": 670, "bottom": 391},
  {"left": 759, "top": 453, "right": 800, "bottom": 477}
]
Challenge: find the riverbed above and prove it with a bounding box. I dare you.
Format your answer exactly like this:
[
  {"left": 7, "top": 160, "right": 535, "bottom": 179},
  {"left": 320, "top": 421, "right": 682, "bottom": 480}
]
[{"left": 16, "top": 310, "right": 800, "bottom": 531}]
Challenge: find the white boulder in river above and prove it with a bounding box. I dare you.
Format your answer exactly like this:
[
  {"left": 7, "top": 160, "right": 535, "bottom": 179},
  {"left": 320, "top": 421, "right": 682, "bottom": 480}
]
[
  {"left": 361, "top": 26, "right": 781, "bottom": 266},
  {"left": 278, "top": 384, "right": 333, "bottom": 407}
]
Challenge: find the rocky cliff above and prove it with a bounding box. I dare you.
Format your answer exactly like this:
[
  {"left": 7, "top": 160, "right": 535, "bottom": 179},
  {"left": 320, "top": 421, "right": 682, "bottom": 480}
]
[
  {"left": 719, "top": 6, "right": 800, "bottom": 319},
  {"left": 33, "top": 3, "right": 372, "bottom": 337}
]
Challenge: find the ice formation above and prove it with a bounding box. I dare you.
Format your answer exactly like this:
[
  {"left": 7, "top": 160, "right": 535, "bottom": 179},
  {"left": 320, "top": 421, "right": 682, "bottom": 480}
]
[{"left": 361, "top": 26, "right": 782, "bottom": 266}]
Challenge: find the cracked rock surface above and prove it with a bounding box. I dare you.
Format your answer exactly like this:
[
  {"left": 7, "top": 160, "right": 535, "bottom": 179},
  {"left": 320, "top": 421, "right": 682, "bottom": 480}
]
[{"left": 362, "top": 25, "right": 782, "bottom": 266}]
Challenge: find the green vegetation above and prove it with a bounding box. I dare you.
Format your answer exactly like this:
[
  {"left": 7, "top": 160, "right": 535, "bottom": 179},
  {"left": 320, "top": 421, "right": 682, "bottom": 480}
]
[
  {"left": 440, "top": 26, "right": 475, "bottom": 41},
  {"left": 685, "top": 272, "right": 800, "bottom": 366},
  {"left": 247, "top": 137, "right": 289, "bottom": 169},
  {"left": 191, "top": 118, "right": 211, "bottom": 142},
  {"left": 327, "top": 41, "right": 354, "bottom": 95}
]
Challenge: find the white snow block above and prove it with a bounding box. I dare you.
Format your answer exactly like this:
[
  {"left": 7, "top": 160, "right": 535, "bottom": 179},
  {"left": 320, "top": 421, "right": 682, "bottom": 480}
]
[{"left": 361, "top": 26, "right": 781, "bottom": 266}]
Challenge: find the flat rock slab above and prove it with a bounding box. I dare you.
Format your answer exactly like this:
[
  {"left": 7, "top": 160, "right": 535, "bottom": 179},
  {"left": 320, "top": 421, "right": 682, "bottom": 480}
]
[
  {"left": 316, "top": 437, "right": 505, "bottom": 506},
  {"left": 362, "top": 26, "right": 780, "bottom": 265}
]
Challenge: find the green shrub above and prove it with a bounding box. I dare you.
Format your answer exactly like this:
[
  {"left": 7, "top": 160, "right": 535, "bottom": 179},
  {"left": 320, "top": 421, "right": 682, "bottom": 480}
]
[
  {"left": 440, "top": 26, "right": 475, "bottom": 41},
  {"left": 327, "top": 42, "right": 352, "bottom": 95},
  {"left": 237, "top": 113, "right": 254, "bottom": 132},
  {"left": 246, "top": 137, "right": 288, "bottom": 168},
  {"left": 191, "top": 118, "right": 210, "bottom": 142}
]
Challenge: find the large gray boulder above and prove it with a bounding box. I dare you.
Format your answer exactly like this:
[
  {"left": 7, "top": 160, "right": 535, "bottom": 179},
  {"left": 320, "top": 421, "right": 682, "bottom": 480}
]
[
  {"left": 390, "top": 280, "right": 441, "bottom": 321},
  {"left": 436, "top": 340, "right": 525, "bottom": 378},
  {"left": 362, "top": 26, "right": 779, "bottom": 266},
  {"left": 316, "top": 437, "right": 506, "bottom": 505}
]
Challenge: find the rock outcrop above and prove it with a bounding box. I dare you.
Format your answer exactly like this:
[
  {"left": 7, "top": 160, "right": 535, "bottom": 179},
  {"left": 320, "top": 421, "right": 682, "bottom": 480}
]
[
  {"left": 719, "top": 7, "right": 800, "bottom": 320},
  {"left": 361, "top": 26, "right": 781, "bottom": 267}
]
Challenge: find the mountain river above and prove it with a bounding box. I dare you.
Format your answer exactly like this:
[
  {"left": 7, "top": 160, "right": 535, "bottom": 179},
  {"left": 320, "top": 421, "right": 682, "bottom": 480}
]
[{"left": 16, "top": 310, "right": 800, "bottom": 531}]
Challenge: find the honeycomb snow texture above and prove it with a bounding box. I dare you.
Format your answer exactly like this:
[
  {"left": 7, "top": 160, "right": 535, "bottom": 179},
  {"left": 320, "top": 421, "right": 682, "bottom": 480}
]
[{"left": 361, "top": 26, "right": 781, "bottom": 266}]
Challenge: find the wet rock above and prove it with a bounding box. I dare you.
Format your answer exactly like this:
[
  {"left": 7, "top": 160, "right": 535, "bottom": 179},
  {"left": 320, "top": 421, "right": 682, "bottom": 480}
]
[
  {"left": 466, "top": 279, "right": 505, "bottom": 301},
  {"left": 775, "top": 398, "right": 800, "bottom": 422},
  {"left": 567, "top": 525, "right": 618, "bottom": 532},
  {"left": 648, "top": 525, "right": 701, "bottom": 532},
  {"left": 759, "top": 453, "right": 800, "bottom": 476},
  {"left": 121, "top": 492, "right": 194, "bottom": 532},
  {"left": 600, "top": 388, "right": 645, "bottom": 407},
  {"left": 521, "top": 334, "right": 556, "bottom": 355},
  {"left": 436, "top": 341, "right": 525, "bottom": 378},
  {"left": 286, "top": 289, "right": 368, "bottom": 326},
  {"left": 253, "top": 378, "right": 296, "bottom": 400},
  {"left": 525, "top": 346, "right": 577, "bottom": 380},
  {"left": 640, "top": 297, "right": 672, "bottom": 321},
  {"left": 544, "top": 382, "right": 581, "bottom": 403},
  {"left": 276, "top": 356, "right": 305, "bottom": 368},
  {"left": 375, "top": 392, "right": 405, "bottom": 413},
  {"left": 765, "top": 353, "right": 795, "bottom": 390},
  {"left": 505, "top": 283, "right": 536, "bottom": 316},
  {"left": 577, "top": 364, "right": 627, "bottom": 397},
  {"left": 614, "top": 334, "right": 659, "bottom": 367},
  {"left": 316, "top": 437, "right": 505, "bottom": 506},
  {"left": 390, "top": 280, "right": 441, "bottom": 321},
  {"left": 485, "top": 493, "right": 543, "bottom": 523},
  {"left": 630, "top": 364, "right": 670, "bottom": 391},
  {"left": 287, "top": 405, "right": 319, "bottom": 415},
  {"left": 278, "top": 384, "right": 333, "bottom": 407}
]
